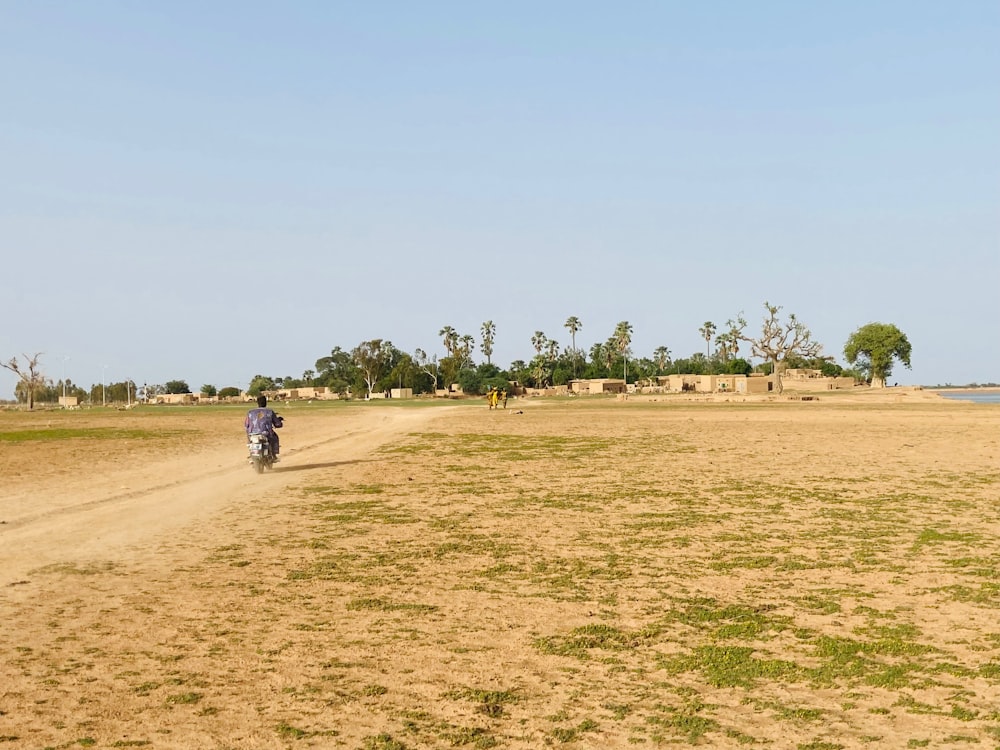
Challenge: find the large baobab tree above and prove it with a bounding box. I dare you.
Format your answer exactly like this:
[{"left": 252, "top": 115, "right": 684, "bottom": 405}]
[
  {"left": 2, "top": 353, "right": 47, "bottom": 410},
  {"left": 843, "top": 322, "right": 912, "bottom": 388},
  {"left": 734, "top": 302, "right": 823, "bottom": 393}
]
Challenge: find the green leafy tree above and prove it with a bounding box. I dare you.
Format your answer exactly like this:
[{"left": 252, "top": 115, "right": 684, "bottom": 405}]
[
  {"left": 201, "top": 384, "right": 218, "bottom": 397},
  {"left": 247, "top": 375, "right": 275, "bottom": 396},
  {"left": 165, "top": 379, "right": 191, "bottom": 394},
  {"left": 218, "top": 386, "right": 240, "bottom": 399},
  {"left": 352, "top": 339, "right": 394, "bottom": 398},
  {"left": 103, "top": 380, "right": 137, "bottom": 403},
  {"left": 315, "top": 347, "right": 357, "bottom": 395},
  {"left": 587, "top": 342, "right": 608, "bottom": 378},
  {"left": 674, "top": 352, "right": 709, "bottom": 376},
  {"left": 724, "top": 358, "right": 753, "bottom": 376},
  {"left": 843, "top": 323, "right": 912, "bottom": 388},
  {"left": 385, "top": 352, "right": 416, "bottom": 393},
  {"left": 733, "top": 302, "right": 823, "bottom": 393},
  {"left": 508, "top": 359, "right": 530, "bottom": 386}
]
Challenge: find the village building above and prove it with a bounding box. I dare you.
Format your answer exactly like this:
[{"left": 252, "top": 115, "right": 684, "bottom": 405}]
[
  {"left": 568, "top": 378, "right": 627, "bottom": 395},
  {"left": 779, "top": 369, "right": 856, "bottom": 391}
]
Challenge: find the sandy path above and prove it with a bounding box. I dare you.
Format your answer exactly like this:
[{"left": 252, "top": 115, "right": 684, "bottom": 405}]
[{"left": 0, "top": 406, "right": 448, "bottom": 587}]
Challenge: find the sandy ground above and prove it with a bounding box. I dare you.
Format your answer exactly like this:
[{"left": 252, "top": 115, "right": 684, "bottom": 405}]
[
  {"left": 0, "top": 406, "right": 440, "bottom": 583},
  {"left": 1, "top": 391, "right": 999, "bottom": 749}
]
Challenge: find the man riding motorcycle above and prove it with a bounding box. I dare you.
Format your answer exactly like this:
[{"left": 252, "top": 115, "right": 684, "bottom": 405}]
[{"left": 245, "top": 395, "right": 283, "bottom": 460}]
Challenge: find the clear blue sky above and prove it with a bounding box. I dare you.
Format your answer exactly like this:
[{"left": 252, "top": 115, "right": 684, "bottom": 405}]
[{"left": 2, "top": 1, "right": 997, "bottom": 395}]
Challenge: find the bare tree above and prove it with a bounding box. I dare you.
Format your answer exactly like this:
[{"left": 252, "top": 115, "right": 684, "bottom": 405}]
[
  {"left": 734, "top": 303, "right": 822, "bottom": 393},
  {"left": 2, "top": 353, "right": 47, "bottom": 410}
]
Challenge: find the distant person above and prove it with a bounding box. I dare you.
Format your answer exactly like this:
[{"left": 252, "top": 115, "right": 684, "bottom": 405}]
[
  {"left": 245, "top": 395, "right": 283, "bottom": 460},
  {"left": 501, "top": 389, "right": 508, "bottom": 408},
  {"left": 489, "top": 387, "right": 499, "bottom": 409}
]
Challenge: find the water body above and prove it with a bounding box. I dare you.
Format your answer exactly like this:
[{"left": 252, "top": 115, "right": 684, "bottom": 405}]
[{"left": 936, "top": 391, "right": 1000, "bottom": 404}]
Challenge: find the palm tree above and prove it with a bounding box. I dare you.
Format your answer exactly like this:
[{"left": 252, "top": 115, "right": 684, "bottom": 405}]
[
  {"left": 614, "top": 321, "right": 633, "bottom": 382},
  {"left": 459, "top": 334, "right": 475, "bottom": 367},
  {"left": 699, "top": 321, "right": 717, "bottom": 358},
  {"left": 438, "top": 325, "right": 457, "bottom": 357},
  {"left": 715, "top": 331, "right": 733, "bottom": 362},
  {"left": 725, "top": 319, "right": 741, "bottom": 358},
  {"left": 589, "top": 342, "right": 606, "bottom": 375},
  {"left": 603, "top": 337, "right": 616, "bottom": 372},
  {"left": 480, "top": 320, "right": 496, "bottom": 365},
  {"left": 564, "top": 316, "right": 582, "bottom": 376},
  {"left": 653, "top": 346, "right": 671, "bottom": 373},
  {"left": 531, "top": 331, "right": 547, "bottom": 356}
]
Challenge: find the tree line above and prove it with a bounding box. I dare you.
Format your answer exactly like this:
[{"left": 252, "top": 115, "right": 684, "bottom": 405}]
[{"left": 4, "top": 304, "right": 912, "bottom": 408}]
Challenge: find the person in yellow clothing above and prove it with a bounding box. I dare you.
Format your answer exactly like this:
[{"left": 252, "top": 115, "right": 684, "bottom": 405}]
[{"left": 488, "top": 387, "right": 499, "bottom": 409}]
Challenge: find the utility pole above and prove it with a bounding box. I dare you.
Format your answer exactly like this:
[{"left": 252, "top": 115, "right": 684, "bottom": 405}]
[{"left": 61, "top": 355, "right": 70, "bottom": 398}]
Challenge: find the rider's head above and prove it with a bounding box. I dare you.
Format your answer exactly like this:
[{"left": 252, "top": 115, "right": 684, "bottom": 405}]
[{"left": 257, "top": 395, "right": 267, "bottom": 408}]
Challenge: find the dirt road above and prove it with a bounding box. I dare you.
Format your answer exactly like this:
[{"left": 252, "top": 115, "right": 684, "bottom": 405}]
[{"left": 0, "top": 406, "right": 447, "bottom": 589}]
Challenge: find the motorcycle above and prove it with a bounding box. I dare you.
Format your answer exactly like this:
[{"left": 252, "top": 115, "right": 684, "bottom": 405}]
[
  {"left": 246, "top": 411, "right": 283, "bottom": 474},
  {"left": 247, "top": 432, "right": 276, "bottom": 474}
]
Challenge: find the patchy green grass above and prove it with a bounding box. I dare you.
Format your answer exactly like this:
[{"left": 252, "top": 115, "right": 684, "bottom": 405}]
[
  {"left": 6, "top": 399, "right": 1000, "bottom": 748},
  {"left": 0, "top": 427, "right": 188, "bottom": 442}
]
